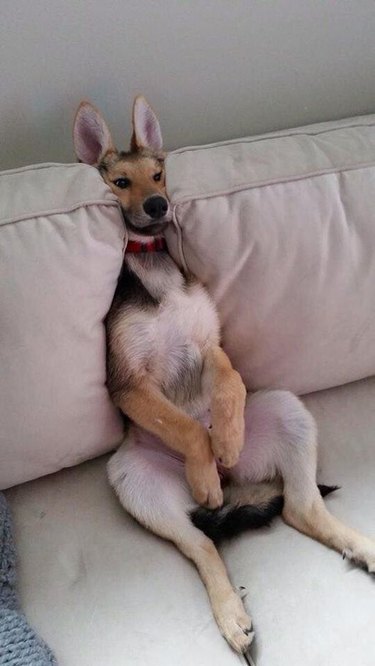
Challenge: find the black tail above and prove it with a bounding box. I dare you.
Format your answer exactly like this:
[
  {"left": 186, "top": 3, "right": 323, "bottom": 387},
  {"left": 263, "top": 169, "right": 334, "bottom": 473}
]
[
  {"left": 191, "top": 496, "right": 283, "bottom": 544},
  {"left": 318, "top": 484, "right": 340, "bottom": 497},
  {"left": 190, "top": 484, "right": 339, "bottom": 544}
]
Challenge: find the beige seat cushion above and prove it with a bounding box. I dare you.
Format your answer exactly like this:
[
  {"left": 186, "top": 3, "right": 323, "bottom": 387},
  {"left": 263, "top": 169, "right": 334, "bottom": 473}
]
[{"left": 6, "top": 376, "right": 375, "bottom": 666}]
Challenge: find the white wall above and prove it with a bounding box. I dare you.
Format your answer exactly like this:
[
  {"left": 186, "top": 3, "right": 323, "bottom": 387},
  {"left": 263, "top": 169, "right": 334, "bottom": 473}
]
[{"left": 1, "top": 0, "right": 375, "bottom": 169}]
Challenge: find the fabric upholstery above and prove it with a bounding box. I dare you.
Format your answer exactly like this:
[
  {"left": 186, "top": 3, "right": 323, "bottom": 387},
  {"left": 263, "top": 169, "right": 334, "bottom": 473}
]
[
  {"left": 166, "top": 114, "right": 375, "bottom": 394},
  {"left": 6, "top": 376, "right": 375, "bottom": 666},
  {"left": 0, "top": 163, "right": 125, "bottom": 489}
]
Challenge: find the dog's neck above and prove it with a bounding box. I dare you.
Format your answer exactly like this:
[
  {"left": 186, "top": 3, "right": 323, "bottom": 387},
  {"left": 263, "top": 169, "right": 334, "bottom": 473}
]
[
  {"left": 126, "top": 233, "right": 167, "bottom": 255},
  {"left": 127, "top": 229, "right": 160, "bottom": 244},
  {"left": 123, "top": 230, "right": 184, "bottom": 300}
]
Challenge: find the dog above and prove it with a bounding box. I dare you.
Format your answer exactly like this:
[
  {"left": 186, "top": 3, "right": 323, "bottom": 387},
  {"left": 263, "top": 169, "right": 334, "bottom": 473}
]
[{"left": 73, "top": 97, "right": 375, "bottom": 653}]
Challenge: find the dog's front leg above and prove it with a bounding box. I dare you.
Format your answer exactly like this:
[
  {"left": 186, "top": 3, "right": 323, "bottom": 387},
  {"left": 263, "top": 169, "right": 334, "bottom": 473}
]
[
  {"left": 114, "top": 380, "right": 223, "bottom": 508},
  {"left": 203, "top": 346, "right": 247, "bottom": 468}
]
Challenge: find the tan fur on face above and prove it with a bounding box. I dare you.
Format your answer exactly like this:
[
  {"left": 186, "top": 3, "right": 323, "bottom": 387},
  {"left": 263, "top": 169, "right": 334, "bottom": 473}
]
[{"left": 100, "top": 151, "right": 166, "bottom": 219}]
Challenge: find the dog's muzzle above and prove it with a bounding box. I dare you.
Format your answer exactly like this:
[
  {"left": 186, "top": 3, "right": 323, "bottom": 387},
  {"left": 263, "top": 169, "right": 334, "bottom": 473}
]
[{"left": 143, "top": 195, "right": 169, "bottom": 220}]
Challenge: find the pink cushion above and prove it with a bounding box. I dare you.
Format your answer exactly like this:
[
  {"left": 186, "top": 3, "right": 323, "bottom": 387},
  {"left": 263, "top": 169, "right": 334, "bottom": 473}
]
[
  {"left": 0, "top": 163, "right": 125, "bottom": 489},
  {"left": 166, "top": 115, "right": 375, "bottom": 395}
]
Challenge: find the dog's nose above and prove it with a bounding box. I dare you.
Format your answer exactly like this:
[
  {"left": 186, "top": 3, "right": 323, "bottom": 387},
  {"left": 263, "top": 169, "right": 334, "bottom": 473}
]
[{"left": 143, "top": 196, "right": 169, "bottom": 219}]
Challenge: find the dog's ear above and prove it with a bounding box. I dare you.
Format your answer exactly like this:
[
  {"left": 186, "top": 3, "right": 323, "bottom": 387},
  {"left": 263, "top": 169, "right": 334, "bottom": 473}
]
[
  {"left": 73, "top": 101, "right": 115, "bottom": 165},
  {"left": 131, "top": 96, "right": 163, "bottom": 152}
]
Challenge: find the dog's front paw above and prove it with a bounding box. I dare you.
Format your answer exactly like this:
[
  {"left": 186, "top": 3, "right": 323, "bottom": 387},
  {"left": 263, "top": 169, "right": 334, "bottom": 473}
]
[
  {"left": 210, "top": 425, "right": 244, "bottom": 468},
  {"left": 210, "top": 372, "right": 246, "bottom": 468},
  {"left": 185, "top": 459, "right": 223, "bottom": 509}
]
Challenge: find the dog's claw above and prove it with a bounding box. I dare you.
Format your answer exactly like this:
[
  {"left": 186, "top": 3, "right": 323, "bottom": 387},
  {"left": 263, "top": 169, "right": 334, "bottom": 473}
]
[
  {"left": 342, "top": 546, "right": 375, "bottom": 574},
  {"left": 237, "top": 585, "right": 248, "bottom": 600}
]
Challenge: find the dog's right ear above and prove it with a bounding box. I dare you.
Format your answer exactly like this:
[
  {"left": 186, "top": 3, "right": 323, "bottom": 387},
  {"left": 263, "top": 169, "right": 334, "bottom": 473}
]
[
  {"left": 73, "top": 101, "right": 115, "bottom": 165},
  {"left": 131, "top": 96, "right": 163, "bottom": 153}
]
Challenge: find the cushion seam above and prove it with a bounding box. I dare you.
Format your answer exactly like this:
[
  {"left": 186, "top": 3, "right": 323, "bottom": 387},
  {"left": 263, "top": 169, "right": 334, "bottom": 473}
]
[
  {"left": 0, "top": 162, "right": 93, "bottom": 177},
  {"left": 169, "top": 118, "right": 375, "bottom": 156},
  {"left": 171, "top": 160, "right": 375, "bottom": 205},
  {"left": 0, "top": 200, "right": 121, "bottom": 228},
  {"left": 171, "top": 207, "right": 189, "bottom": 273}
]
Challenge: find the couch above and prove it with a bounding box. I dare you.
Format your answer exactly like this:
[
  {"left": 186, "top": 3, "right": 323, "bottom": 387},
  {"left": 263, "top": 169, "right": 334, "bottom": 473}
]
[{"left": 3, "top": 115, "right": 375, "bottom": 666}]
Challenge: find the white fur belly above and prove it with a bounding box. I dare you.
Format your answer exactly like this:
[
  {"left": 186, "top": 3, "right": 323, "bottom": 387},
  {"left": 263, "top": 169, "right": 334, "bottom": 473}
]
[
  {"left": 111, "top": 279, "right": 220, "bottom": 414},
  {"left": 152, "top": 284, "right": 220, "bottom": 412}
]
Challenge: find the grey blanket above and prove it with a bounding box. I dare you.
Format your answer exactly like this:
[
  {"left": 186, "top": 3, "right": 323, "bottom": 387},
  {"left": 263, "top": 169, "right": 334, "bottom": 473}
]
[{"left": 0, "top": 493, "right": 57, "bottom": 665}]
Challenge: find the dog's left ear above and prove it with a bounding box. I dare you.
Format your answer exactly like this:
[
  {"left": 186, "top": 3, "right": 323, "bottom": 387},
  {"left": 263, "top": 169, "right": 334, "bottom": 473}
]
[{"left": 131, "top": 96, "right": 163, "bottom": 152}]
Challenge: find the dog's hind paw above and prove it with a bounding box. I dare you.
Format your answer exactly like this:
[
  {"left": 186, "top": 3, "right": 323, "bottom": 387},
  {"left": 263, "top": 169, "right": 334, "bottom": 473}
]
[
  {"left": 214, "top": 591, "right": 254, "bottom": 653},
  {"left": 342, "top": 540, "right": 375, "bottom": 574}
]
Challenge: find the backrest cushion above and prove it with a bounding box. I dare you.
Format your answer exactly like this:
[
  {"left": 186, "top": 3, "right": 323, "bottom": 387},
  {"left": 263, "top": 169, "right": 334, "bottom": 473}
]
[
  {"left": 166, "top": 115, "right": 375, "bottom": 395},
  {"left": 0, "top": 163, "right": 125, "bottom": 489}
]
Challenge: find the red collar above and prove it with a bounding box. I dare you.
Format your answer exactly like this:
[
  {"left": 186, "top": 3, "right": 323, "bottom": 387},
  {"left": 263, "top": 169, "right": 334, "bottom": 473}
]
[{"left": 125, "top": 238, "right": 167, "bottom": 254}]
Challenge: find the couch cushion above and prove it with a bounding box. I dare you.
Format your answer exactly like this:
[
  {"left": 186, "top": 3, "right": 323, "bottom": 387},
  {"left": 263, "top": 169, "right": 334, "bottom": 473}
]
[
  {"left": 5, "top": 459, "right": 243, "bottom": 666},
  {"left": 226, "top": 376, "right": 375, "bottom": 666},
  {"left": 166, "top": 114, "right": 375, "bottom": 395},
  {"left": 0, "top": 163, "right": 125, "bottom": 489},
  {"left": 6, "top": 376, "right": 375, "bottom": 666}
]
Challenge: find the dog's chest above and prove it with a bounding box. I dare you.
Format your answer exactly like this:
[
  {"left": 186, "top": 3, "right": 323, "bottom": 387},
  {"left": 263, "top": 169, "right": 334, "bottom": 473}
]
[
  {"left": 113, "top": 253, "right": 220, "bottom": 409},
  {"left": 157, "top": 282, "right": 219, "bottom": 357}
]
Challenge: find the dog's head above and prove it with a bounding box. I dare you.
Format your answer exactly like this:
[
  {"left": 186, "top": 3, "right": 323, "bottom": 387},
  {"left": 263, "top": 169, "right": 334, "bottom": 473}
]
[{"left": 73, "top": 96, "right": 170, "bottom": 237}]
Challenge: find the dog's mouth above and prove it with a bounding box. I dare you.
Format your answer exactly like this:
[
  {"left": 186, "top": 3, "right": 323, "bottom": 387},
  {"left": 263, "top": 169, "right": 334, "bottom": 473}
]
[{"left": 121, "top": 210, "right": 171, "bottom": 237}]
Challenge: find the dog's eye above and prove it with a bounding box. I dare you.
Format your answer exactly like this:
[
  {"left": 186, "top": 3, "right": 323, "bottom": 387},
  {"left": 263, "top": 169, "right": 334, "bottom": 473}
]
[
  {"left": 113, "top": 178, "right": 131, "bottom": 189},
  {"left": 153, "top": 172, "right": 162, "bottom": 182}
]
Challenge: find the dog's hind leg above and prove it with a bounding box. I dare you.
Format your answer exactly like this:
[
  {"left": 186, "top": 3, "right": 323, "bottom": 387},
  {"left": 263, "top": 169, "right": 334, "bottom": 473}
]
[
  {"left": 107, "top": 428, "right": 254, "bottom": 653},
  {"left": 232, "top": 390, "right": 375, "bottom": 573}
]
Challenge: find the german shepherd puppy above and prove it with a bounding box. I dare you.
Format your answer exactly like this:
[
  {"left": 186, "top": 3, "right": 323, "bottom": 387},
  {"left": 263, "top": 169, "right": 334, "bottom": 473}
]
[{"left": 73, "top": 97, "right": 375, "bottom": 653}]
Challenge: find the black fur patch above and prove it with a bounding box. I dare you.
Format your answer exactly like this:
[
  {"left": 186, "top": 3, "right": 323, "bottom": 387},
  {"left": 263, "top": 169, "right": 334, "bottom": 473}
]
[
  {"left": 113, "top": 264, "right": 159, "bottom": 307},
  {"left": 317, "top": 484, "right": 340, "bottom": 497},
  {"left": 190, "top": 497, "right": 284, "bottom": 544},
  {"left": 190, "top": 484, "right": 339, "bottom": 544}
]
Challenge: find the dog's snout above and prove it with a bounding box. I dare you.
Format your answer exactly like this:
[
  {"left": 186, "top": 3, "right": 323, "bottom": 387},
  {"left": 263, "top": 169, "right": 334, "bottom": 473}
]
[{"left": 143, "top": 196, "right": 168, "bottom": 219}]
